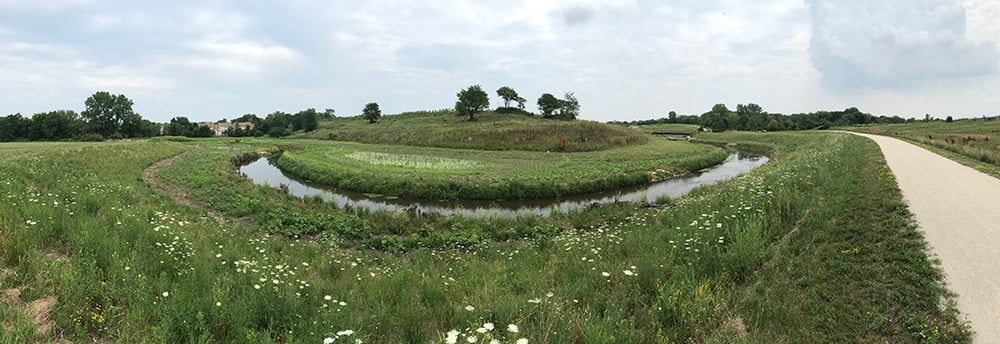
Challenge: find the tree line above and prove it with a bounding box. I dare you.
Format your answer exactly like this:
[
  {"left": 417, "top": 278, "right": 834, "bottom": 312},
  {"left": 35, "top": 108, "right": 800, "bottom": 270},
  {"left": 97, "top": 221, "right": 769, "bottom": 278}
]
[
  {"left": 611, "top": 103, "right": 913, "bottom": 131},
  {"left": 0, "top": 92, "right": 330, "bottom": 142}
]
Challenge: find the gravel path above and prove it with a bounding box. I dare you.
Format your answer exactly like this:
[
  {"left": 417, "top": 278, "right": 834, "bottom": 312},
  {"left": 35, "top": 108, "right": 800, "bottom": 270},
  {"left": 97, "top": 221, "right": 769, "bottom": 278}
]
[{"left": 853, "top": 133, "right": 1000, "bottom": 342}]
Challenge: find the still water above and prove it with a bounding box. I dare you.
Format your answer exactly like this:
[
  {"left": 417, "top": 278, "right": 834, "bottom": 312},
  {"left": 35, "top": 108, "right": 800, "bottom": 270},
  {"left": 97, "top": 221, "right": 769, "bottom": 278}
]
[{"left": 238, "top": 153, "right": 768, "bottom": 218}]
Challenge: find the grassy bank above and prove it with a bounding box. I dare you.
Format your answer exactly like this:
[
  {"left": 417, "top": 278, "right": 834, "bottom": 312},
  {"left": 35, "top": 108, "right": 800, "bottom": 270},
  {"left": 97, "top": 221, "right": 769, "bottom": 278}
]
[
  {"left": 272, "top": 138, "right": 727, "bottom": 200},
  {"left": 301, "top": 110, "right": 649, "bottom": 152},
  {"left": 0, "top": 133, "right": 968, "bottom": 343},
  {"left": 849, "top": 119, "right": 1000, "bottom": 177}
]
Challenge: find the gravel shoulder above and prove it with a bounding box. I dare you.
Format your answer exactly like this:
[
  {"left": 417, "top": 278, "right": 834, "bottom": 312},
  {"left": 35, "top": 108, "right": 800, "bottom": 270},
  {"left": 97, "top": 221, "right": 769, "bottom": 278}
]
[{"left": 853, "top": 132, "right": 1000, "bottom": 342}]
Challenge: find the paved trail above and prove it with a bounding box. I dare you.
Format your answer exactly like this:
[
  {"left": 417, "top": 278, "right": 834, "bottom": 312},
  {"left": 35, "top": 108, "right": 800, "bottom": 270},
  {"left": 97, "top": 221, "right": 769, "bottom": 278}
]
[{"left": 853, "top": 133, "right": 1000, "bottom": 342}]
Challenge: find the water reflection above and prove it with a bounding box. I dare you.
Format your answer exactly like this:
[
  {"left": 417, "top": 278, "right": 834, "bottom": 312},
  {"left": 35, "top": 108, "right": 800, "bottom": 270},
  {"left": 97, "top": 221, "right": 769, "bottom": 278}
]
[{"left": 238, "top": 153, "right": 768, "bottom": 218}]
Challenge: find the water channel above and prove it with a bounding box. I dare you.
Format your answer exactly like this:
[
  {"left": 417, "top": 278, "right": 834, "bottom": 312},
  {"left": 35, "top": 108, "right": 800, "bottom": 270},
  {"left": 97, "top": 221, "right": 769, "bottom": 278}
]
[{"left": 238, "top": 153, "right": 768, "bottom": 218}]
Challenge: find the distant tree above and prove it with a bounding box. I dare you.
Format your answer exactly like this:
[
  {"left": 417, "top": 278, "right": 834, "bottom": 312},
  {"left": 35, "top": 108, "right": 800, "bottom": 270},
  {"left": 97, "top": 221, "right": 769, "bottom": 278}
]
[
  {"left": 0, "top": 114, "right": 29, "bottom": 141},
  {"left": 193, "top": 124, "right": 213, "bottom": 138},
  {"left": 293, "top": 108, "right": 319, "bottom": 131},
  {"left": 322, "top": 108, "right": 336, "bottom": 120},
  {"left": 702, "top": 104, "right": 735, "bottom": 131},
  {"left": 81, "top": 91, "right": 136, "bottom": 138},
  {"left": 946, "top": 116, "right": 954, "bottom": 123},
  {"left": 496, "top": 86, "right": 521, "bottom": 108},
  {"left": 555, "top": 92, "right": 580, "bottom": 120},
  {"left": 455, "top": 85, "right": 490, "bottom": 121},
  {"left": 165, "top": 117, "right": 196, "bottom": 136},
  {"left": 29, "top": 110, "right": 82, "bottom": 141},
  {"left": 668, "top": 111, "right": 678, "bottom": 123},
  {"left": 537, "top": 93, "right": 561, "bottom": 119},
  {"left": 737, "top": 103, "right": 770, "bottom": 131},
  {"left": 263, "top": 111, "right": 292, "bottom": 132},
  {"left": 363, "top": 103, "right": 382, "bottom": 123},
  {"left": 118, "top": 112, "right": 145, "bottom": 138}
]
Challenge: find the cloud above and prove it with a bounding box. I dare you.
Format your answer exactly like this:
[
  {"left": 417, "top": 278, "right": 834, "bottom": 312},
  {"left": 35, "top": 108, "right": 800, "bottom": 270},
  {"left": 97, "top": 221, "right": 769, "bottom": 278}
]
[
  {"left": 807, "top": 0, "right": 1000, "bottom": 89},
  {"left": 560, "top": 5, "right": 595, "bottom": 26}
]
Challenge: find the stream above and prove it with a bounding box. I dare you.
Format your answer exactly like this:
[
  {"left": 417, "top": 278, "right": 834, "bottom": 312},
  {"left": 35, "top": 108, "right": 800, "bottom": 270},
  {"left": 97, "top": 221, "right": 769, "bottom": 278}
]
[{"left": 238, "top": 152, "right": 768, "bottom": 218}]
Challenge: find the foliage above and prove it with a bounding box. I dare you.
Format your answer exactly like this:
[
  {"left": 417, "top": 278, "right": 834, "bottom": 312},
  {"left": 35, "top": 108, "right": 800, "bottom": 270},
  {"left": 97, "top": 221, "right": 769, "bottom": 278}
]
[
  {"left": 81, "top": 91, "right": 139, "bottom": 138},
  {"left": 496, "top": 86, "right": 526, "bottom": 109},
  {"left": 455, "top": 85, "right": 490, "bottom": 121},
  {"left": 363, "top": 103, "right": 382, "bottom": 124},
  {"left": 612, "top": 105, "right": 913, "bottom": 132},
  {"left": 536, "top": 93, "right": 561, "bottom": 118}
]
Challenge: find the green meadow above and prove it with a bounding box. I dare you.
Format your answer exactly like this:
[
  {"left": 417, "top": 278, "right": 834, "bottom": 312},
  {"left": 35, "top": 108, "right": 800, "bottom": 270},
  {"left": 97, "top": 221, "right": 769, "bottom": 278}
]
[
  {"left": 0, "top": 130, "right": 969, "bottom": 343},
  {"left": 849, "top": 118, "right": 1000, "bottom": 178}
]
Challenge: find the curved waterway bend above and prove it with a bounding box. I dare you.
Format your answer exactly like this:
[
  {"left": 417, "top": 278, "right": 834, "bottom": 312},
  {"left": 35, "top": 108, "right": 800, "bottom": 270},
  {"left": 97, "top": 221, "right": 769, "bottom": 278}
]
[{"left": 238, "top": 153, "right": 768, "bottom": 218}]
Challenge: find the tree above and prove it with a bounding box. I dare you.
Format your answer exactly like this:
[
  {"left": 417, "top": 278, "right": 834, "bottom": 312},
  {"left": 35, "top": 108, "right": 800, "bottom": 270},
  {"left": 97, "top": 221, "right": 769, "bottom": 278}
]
[
  {"left": 668, "top": 111, "right": 678, "bottom": 123},
  {"left": 537, "top": 93, "right": 561, "bottom": 118},
  {"left": 363, "top": 103, "right": 381, "bottom": 123},
  {"left": 165, "top": 117, "right": 196, "bottom": 136},
  {"left": 455, "top": 85, "right": 490, "bottom": 121},
  {"left": 81, "top": 91, "right": 135, "bottom": 138},
  {"left": 556, "top": 92, "right": 580, "bottom": 120},
  {"left": 322, "top": 108, "right": 336, "bottom": 120},
  {"left": 29, "top": 110, "right": 82, "bottom": 141},
  {"left": 496, "top": 86, "right": 521, "bottom": 108},
  {"left": 293, "top": 108, "right": 319, "bottom": 131},
  {"left": 946, "top": 116, "right": 954, "bottom": 123}
]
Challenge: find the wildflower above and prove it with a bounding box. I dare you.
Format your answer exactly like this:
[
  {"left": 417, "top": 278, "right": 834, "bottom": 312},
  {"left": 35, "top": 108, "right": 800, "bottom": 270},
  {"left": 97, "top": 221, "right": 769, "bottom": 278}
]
[
  {"left": 465, "top": 305, "right": 475, "bottom": 311},
  {"left": 467, "top": 335, "right": 477, "bottom": 343},
  {"left": 337, "top": 330, "right": 354, "bottom": 336},
  {"left": 483, "top": 323, "right": 494, "bottom": 331},
  {"left": 216, "top": 302, "right": 222, "bottom": 307},
  {"left": 324, "top": 337, "right": 335, "bottom": 344},
  {"left": 254, "top": 284, "right": 261, "bottom": 289},
  {"left": 623, "top": 270, "right": 634, "bottom": 276},
  {"left": 446, "top": 330, "right": 460, "bottom": 344},
  {"left": 162, "top": 291, "right": 169, "bottom": 297},
  {"left": 476, "top": 327, "right": 488, "bottom": 334},
  {"left": 517, "top": 339, "right": 529, "bottom": 344},
  {"left": 325, "top": 295, "right": 333, "bottom": 301},
  {"left": 507, "top": 324, "right": 519, "bottom": 333},
  {"left": 527, "top": 298, "right": 541, "bottom": 304},
  {"left": 601, "top": 272, "right": 610, "bottom": 277}
]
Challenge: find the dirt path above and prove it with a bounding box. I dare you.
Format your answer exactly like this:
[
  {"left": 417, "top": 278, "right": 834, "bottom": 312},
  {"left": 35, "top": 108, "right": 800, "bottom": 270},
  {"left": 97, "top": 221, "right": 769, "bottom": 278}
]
[
  {"left": 142, "top": 154, "right": 235, "bottom": 226},
  {"left": 853, "top": 133, "right": 1000, "bottom": 342}
]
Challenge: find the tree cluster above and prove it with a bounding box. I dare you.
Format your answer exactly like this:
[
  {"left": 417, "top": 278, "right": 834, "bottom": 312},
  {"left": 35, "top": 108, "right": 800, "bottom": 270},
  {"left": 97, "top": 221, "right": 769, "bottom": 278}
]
[
  {"left": 1, "top": 92, "right": 160, "bottom": 142},
  {"left": 612, "top": 104, "right": 911, "bottom": 132},
  {"left": 445, "top": 85, "right": 581, "bottom": 121}
]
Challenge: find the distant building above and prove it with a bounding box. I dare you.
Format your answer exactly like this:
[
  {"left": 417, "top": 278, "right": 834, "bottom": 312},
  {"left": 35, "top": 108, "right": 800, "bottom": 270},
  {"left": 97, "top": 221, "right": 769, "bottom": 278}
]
[{"left": 199, "top": 121, "right": 255, "bottom": 136}]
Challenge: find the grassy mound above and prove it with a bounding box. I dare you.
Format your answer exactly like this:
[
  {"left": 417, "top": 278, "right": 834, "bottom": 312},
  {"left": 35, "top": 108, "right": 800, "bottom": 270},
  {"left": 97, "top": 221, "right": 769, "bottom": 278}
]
[
  {"left": 272, "top": 139, "right": 726, "bottom": 200},
  {"left": 299, "top": 110, "right": 649, "bottom": 152}
]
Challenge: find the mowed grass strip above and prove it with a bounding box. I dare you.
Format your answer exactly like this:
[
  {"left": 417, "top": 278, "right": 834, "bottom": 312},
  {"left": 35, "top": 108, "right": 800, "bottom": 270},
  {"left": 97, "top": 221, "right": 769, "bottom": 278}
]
[
  {"left": 0, "top": 133, "right": 967, "bottom": 343},
  {"left": 273, "top": 138, "right": 727, "bottom": 200}
]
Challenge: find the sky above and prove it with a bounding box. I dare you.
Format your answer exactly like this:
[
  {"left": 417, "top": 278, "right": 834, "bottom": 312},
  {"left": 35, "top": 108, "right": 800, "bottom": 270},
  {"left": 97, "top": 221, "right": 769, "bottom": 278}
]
[{"left": 1, "top": 0, "right": 999, "bottom": 123}]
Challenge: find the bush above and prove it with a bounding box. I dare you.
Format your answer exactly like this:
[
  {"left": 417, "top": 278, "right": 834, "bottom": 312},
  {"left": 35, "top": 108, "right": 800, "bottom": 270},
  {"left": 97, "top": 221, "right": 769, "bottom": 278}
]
[{"left": 267, "top": 127, "right": 288, "bottom": 137}]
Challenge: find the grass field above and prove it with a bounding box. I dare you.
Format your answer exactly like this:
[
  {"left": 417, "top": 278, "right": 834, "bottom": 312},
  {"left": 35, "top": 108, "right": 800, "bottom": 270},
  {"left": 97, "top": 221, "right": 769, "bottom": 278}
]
[
  {"left": 849, "top": 118, "right": 1000, "bottom": 177},
  {"left": 0, "top": 133, "right": 969, "bottom": 343},
  {"left": 272, "top": 138, "right": 726, "bottom": 200},
  {"left": 299, "top": 110, "right": 649, "bottom": 152}
]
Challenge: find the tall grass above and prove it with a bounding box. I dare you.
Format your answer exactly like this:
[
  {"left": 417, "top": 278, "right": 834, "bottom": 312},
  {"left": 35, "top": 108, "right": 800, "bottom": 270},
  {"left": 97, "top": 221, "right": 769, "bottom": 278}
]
[
  {"left": 0, "top": 133, "right": 968, "bottom": 343},
  {"left": 302, "top": 111, "right": 649, "bottom": 152}
]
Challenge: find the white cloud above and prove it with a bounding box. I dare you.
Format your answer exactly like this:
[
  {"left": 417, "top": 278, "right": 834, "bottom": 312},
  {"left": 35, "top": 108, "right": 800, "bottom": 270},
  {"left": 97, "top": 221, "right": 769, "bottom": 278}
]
[{"left": 807, "top": 0, "right": 1000, "bottom": 88}]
